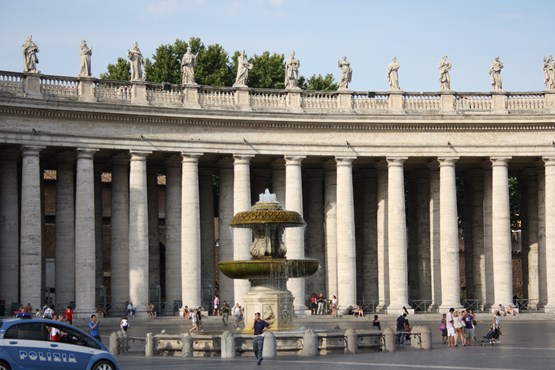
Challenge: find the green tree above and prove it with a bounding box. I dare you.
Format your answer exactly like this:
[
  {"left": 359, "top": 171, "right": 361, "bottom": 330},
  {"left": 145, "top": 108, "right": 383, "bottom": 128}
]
[
  {"left": 99, "top": 57, "right": 130, "bottom": 80},
  {"left": 195, "top": 43, "right": 233, "bottom": 86},
  {"left": 144, "top": 38, "right": 189, "bottom": 84},
  {"left": 247, "top": 51, "right": 285, "bottom": 89},
  {"left": 299, "top": 73, "right": 338, "bottom": 91}
]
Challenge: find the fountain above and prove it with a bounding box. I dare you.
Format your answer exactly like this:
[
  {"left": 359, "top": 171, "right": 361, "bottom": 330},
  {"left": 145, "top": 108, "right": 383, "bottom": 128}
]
[{"left": 218, "top": 189, "right": 319, "bottom": 332}]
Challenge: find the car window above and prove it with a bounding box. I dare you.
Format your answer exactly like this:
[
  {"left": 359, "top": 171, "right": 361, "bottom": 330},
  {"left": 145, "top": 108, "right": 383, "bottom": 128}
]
[
  {"left": 51, "top": 323, "right": 101, "bottom": 349},
  {"left": 4, "top": 322, "right": 48, "bottom": 341}
]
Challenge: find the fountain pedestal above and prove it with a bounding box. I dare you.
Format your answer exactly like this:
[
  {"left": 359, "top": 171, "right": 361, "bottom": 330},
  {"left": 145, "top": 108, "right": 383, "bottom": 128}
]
[{"left": 243, "top": 284, "right": 294, "bottom": 333}]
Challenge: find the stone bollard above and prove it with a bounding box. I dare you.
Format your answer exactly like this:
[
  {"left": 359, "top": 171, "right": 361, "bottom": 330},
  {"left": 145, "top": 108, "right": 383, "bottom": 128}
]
[
  {"left": 181, "top": 333, "right": 193, "bottom": 358},
  {"left": 383, "top": 327, "right": 396, "bottom": 352},
  {"left": 145, "top": 333, "right": 154, "bottom": 357},
  {"left": 420, "top": 326, "right": 432, "bottom": 350},
  {"left": 262, "top": 331, "right": 277, "bottom": 359},
  {"left": 220, "top": 330, "right": 236, "bottom": 359},
  {"left": 109, "top": 332, "right": 118, "bottom": 355},
  {"left": 302, "top": 328, "right": 319, "bottom": 356},
  {"left": 345, "top": 328, "right": 357, "bottom": 354}
]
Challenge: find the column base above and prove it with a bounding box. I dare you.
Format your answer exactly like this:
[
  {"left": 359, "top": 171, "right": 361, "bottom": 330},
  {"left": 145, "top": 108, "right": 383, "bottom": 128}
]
[
  {"left": 385, "top": 305, "right": 414, "bottom": 315},
  {"left": 543, "top": 304, "right": 555, "bottom": 314}
]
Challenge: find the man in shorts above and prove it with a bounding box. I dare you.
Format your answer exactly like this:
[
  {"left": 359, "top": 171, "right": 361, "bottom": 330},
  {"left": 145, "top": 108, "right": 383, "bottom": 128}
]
[{"left": 446, "top": 307, "right": 456, "bottom": 347}]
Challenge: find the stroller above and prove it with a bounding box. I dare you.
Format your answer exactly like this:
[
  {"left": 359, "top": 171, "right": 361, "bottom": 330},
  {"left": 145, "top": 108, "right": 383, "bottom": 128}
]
[{"left": 481, "top": 325, "right": 501, "bottom": 346}]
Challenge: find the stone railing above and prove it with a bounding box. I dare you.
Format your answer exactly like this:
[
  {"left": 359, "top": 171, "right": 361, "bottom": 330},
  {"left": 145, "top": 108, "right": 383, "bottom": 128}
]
[{"left": 1, "top": 70, "right": 554, "bottom": 114}]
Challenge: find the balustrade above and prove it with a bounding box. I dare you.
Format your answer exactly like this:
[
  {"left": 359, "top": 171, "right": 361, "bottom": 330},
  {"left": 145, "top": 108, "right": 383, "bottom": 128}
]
[
  {"left": 0, "top": 70, "right": 554, "bottom": 115},
  {"left": 39, "top": 75, "right": 79, "bottom": 99}
]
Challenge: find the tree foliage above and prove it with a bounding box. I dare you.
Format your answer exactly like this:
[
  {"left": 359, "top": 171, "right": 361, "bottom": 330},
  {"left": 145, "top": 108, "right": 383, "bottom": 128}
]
[
  {"left": 247, "top": 51, "right": 285, "bottom": 89},
  {"left": 100, "top": 57, "right": 130, "bottom": 80},
  {"left": 195, "top": 43, "right": 232, "bottom": 86},
  {"left": 299, "top": 73, "right": 338, "bottom": 91}
]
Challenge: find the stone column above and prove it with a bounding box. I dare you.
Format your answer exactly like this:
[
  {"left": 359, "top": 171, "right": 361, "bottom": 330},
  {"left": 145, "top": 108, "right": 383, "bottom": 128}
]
[
  {"left": 55, "top": 152, "right": 75, "bottom": 309},
  {"left": 233, "top": 155, "right": 253, "bottom": 304},
  {"left": 181, "top": 154, "right": 202, "bottom": 308},
  {"left": 543, "top": 157, "right": 555, "bottom": 312},
  {"left": 75, "top": 148, "right": 97, "bottom": 315},
  {"left": 406, "top": 173, "right": 418, "bottom": 301},
  {"left": 271, "top": 158, "right": 286, "bottom": 206},
  {"left": 491, "top": 157, "right": 513, "bottom": 307},
  {"left": 469, "top": 170, "right": 486, "bottom": 309},
  {"left": 20, "top": 146, "right": 44, "bottom": 309},
  {"left": 537, "top": 169, "right": 547, "bottom": 307},
  {"left": 336, "top": 157, "right": 357, "bottom": 310},
  {"left": 94, "top": 166, "right": 104, "bottom": 305},
  {"left": 218, "top": 158, "right": 234, "bottom": 304},
  {"left": 376, "top": 161, "right": 389, "bottom": 311},
  {"left": 110, "top": 154, "right": 130, "bottom": 306},
  {"left": 324, "top": 161, "right": 338, "bottom": 297},
  {"left": 386, "top": 157, "right": 411, "bottom": 313},
  {"left": 521, "top": 168, "right": 539, "bottom": 309},
  {"left": 438, "top": 157, "right": 460, "bottom": 311},
  {"left": 0, "top": 149, "right": 20, "bottom": 305},
  {"left": 416, "top": 171, "right": 431, "bottom": 302},
  {"left": 304, "top": 169, "right": 326, "bottom": 298},
  {"left": 360, "top": 170, "right": 378, "bottom": 303},
  {"left": 147, "top": 165, "right": 160, "bottom": 302},
  {"left": 199, "top": 166, "right": 216, "bottom": 300},
  {"left": 482, "top": 164, "right": 494, "bottom": 309},
  {"left": 165, "top": 156, "right": 182, "bottom": 310},
  {"left": 427, "top": 162, "right": 441, "bottom": 310},
  {"left": 129, "top": 151, "right": 150, "bottom": 315},
  {"left": 285, "top": 156, "right": 307, "bottom": 313}
]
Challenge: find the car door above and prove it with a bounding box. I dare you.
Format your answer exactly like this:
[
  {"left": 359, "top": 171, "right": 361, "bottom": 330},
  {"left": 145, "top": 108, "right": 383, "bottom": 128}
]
[
  {"left": 49, "top": 323, "right": 97, "bottom": 369},
  {"left": 2, "top": 321, "right": 51, "bottom": 369}
]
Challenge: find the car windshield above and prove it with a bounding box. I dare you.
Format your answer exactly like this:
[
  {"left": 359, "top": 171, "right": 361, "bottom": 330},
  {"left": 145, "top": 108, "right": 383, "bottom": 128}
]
[{"left": 4, "top": 321, "right": 101, "bottom": 349}]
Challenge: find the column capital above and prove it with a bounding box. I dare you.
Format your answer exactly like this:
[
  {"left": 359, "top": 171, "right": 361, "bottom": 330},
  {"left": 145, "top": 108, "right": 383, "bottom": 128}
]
[
  {"left": 284, "top": 155, "right": 305, "bottom": 165},
  {"left": 181, "top": 153, "right": 202, "bottom": 163},
  {"left": 130, "top": 150, "right": 152, "bottom": 160},
  {"left": 233, "top": 154, "right": 254, "bottom": 165},
  {"left": 437, "top": 156, "right": 459, "bottom": 166},
  {"left": 76, "top": 148, "right": 98, "bottom": 160},
  {"left": 386, "top": 156, "right": 408, "bottom": 167},
  {"left": 543, "top": 156, "right": 555, "bottom": 166},
  {"left": 21, "top": 145, "right": 45, "bottom": 156},
  {"left": 335, "top": 156, "right": 357, "bottom": 166},
  {"left": 490, "top": 156, "right": 511, "bottom": 167}
]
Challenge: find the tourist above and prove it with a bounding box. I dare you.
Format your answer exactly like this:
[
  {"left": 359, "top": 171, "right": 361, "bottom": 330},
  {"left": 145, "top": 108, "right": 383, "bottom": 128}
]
[
  {"left": 396, "top": 313, "right": 408, "bottom": 346},
  {"left": 126, "top": 302, "right": 136, "bottom": 317},
  {"left": 24, "top": 302, "right": 33, "bottom": 313},
  {"left": 189, "top": 308, "right": 200, "bottom": 332},
  {"left": 96, "top": 304, "right": 106, "bottom": 318},
  {"left": 439, "top": 313, "right": 447, "bottom": 344},
  {"left": 181, "top": 46, "right": 198, "bottom": 85},
  {"left": 89, "top": 314, "right": 101, "bottom": 342},
  {"left": 213, "top": 294, "right": 220, "bottom": 316},
  {"left": 337, "top": 56, "right": 352, "bottom": 89},
  {"left": 316, "top": 293, "right": 326, "bottom": 315},
  {"left": 233, "top": 303, "right": 244, "bottom": 329},
  {"left": 330, "top": 295, "right": 338, "bottom": 317},
  {"left": 252, "top": 312, "right": 271, "bottom": 365},
  {"left": 310, "top": 293, "right": 317, "bottom": 315},
  {"left": 373, "top": 315, "right": 381, "bottom": 331},
  {"left": 285, "top": 49, "right": 300, "bottom": 89},
  {"left": 128, "top": 41, "right": 144, "bottom": 81},
  {"left": 148, "top": 302, "right": 156, "bottom": 318},
  {"left": 438, "top": 55, "right": 452, "bottom": 91},
  {"left": 22, "top": 35, "right": 39, "bottom": 73},
  {"left": 233, "top": 50, "right": 253, "bottom": 87},
  {"left": 221, "top": 300, "right": 230, "bottom": 326},
  {"left": 468, "top": 309, "right": 478, "bottom": 343},
  {"left": 489, "top": 57, "right": 503, "bottom": 91},
  {"left": 49, "top": 321, "right": 61, "bottom": 342},
  {"left": 453, "top": 310, "right": 465, "bottom": 347},
  {"left": 446, "top": 307, "right": 455, "bottom": 348},
  {"left": 43, "top": 305, "right": 54, "bottom": 319},
  {"left": 183, "top": 305, "right": 190, "bottom": 319},
  {"left": 387, "top": 57, "right": 400, "bottom": 90},
  {"left": 462, "top": 310, "right": 474, "bottom": 346},
  {"left": 79, "top": 40, "right": 92, "bottom": 77},
  {"left": 120, "top": 316, "right": 129, "bottom": 333},
  {"left": 352, "top": 305, "right": 364, "bottom": 318},
  {"left": 64, "top": 305, "right": 74, "bottom": 325}
]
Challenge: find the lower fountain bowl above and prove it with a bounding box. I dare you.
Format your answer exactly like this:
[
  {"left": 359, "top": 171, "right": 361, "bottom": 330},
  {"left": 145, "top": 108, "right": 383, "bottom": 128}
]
[{"left": 217, "top": 259, "right": 319, "bottom": 280}]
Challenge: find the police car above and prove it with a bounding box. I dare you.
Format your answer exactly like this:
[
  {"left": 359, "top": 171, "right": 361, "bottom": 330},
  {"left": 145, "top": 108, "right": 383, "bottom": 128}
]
[{"left": 0, "top": 317, "right": 119, "bottom": 370}]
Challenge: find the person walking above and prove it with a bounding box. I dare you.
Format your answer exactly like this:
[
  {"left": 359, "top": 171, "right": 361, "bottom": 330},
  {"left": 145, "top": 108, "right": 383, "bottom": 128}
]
[
  {"left": 89, "top": 314, "right": 101, "bottom": 342},
  {"left": 372, "top": 315, "right": 381, "bottom": 331},
  {"left": 221, "top": 300, "right": 230, "bottom": 326},
  {"left": 64, "top": 306, "right": 74, "bottom": 325},
  {"left": 252, "top": 312, "right": 271, "bottom": 365}
]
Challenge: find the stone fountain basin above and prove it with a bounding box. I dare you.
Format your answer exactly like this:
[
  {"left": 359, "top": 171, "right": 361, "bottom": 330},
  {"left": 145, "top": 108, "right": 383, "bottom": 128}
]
[{"left": 218, "top": 259, "right": 319, "bottom": 280}]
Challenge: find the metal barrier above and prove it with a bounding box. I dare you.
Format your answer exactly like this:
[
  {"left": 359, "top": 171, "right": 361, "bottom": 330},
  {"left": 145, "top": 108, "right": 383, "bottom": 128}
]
[{"left": 408, "top": 300, "right": 433, "bottom": 312}]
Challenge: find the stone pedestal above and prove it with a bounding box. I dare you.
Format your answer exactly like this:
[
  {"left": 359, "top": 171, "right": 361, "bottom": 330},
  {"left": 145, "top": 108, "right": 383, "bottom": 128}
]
[
  {"left": 492, "top": 91, "right": 507, "bottom": 113},
  {"left": 440, "top": 91, "right": 455, "bottom": 113},
  {"left": 286, "top": 88, "right": 303, "bottom": 112},
  {"left": 338, "top": 90, "right": 353, "bottom": 112},
  {"left": 235, "top": 87, "right": 252, "bottom": 111},
  {"left": 23, "top": 73, "right": 42, "bottom": 98},
  {"left": 242, "top": 283, "right": 294, "bottom": 333},
  {"left": 131, "top": 81, "right": 149, "bottom": 105},
  {"left": 183, "top": 84, "right": 201, "bottom": 109},
  {"left": 78, "top": 77, "right": 96, "bottom": 102},
  {"left": 388, "top": 91, "right": 405, "bottom": 113}
]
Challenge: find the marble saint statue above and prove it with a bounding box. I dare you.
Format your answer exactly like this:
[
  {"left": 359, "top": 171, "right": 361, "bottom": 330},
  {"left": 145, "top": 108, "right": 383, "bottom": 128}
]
[
  {"left": 181, "top": 46, "right": 199, "bottom": 85},
  {"left": 233, "top": 50, "right": 252, "bottom": 87},
  {"left": 22, "top": 35, "right": 39, "bottom": 73},
  {"left": 285, "top": 49, "right": 300, "bottom": 89},
  {"left": 544, "top": 55, "right": 555, "bottom": 90},
  {"left": 387, "top": 57, "right": 400, "bottom": 90},
  {"left": 338, "top": 56, "right": 352, "bottom": 90},
  {"left": 79, "top": 40, "right": 92, "bottom": 77},
  {"left": 438, "top": 56, "right": 452, "bottom": 91},
  {"left": 489, "top": 57, "right": 503, "bottom": 91},
  {"left": 128, "top": 41, "right": 145, "bottom": 81}
]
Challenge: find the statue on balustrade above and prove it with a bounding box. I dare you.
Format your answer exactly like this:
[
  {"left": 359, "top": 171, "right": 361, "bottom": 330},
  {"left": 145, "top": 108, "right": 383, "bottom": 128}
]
[
  {"left": 128, "top": 41, "right": 145, "bottom": 81},
  {"left": 285, "top": 49, "right": 300, "bottom": 89},
  {"left": 79, "top": 40, "right": 92, "bottom": 77},
  {"left": 181, "top": 46, "right": 199, "bottom": 85},
  {"left": 233, "top": 50, "right": 253, "bottom": 87},
  {"left": 543, "top": 55, "right": 555, "bottom": 90},
  {"left": 338, "top": 56, "right": 352, "bottom": 90},
  {"left": 387, "top": 57, "right": 400, "bottom": 90},
  {"left": 22, "top": 35, "right": 39, "bottom": 73},
  {"left": 438, "top": 55, "right": 452, "bottom": 91},
  {"left": 489, "top": 56, "right": 503, "bottom": 91}
]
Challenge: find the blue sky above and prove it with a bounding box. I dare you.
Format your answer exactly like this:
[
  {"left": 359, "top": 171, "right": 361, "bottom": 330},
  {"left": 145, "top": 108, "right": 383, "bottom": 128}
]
[{"left": 1, "top": 0, "right": 554, "bottom": 92}]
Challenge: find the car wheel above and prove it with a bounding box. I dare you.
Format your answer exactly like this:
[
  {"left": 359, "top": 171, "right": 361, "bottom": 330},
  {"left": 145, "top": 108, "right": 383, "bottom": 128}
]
[
  {"left": 92, "top": 360, "right": 115, "bottom": 370},
  {"left": 0, "top": 360, "right": 11, "bottom": 370}
]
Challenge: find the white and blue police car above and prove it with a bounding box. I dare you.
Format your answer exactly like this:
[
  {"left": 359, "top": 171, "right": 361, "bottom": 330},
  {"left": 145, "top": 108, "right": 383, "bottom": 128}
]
[{"left": 0, "top": 317, "right": 119, "bottom": 370}]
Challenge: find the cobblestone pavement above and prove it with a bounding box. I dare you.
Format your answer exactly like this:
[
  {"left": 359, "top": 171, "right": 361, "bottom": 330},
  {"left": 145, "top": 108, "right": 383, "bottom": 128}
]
[{"left": 74, "top": 313, "right": 555, "bottom": 370}]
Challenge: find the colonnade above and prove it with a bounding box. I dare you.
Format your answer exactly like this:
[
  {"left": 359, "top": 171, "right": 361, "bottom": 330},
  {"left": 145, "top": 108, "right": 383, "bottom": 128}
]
[{"left": 1, "top": 148, "right": 555, "bottom": 315}]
